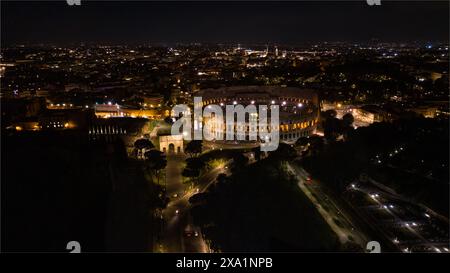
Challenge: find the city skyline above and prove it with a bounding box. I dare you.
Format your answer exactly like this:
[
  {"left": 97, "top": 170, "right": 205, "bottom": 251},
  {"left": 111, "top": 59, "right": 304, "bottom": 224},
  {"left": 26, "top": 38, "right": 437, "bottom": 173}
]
[{"left": 1, "top": 0, "right": 449, "bottom": 256}]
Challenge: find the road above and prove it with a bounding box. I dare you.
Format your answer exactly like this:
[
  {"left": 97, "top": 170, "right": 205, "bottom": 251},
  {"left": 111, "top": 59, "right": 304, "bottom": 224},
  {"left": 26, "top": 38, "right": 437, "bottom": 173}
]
[
  {"left": 157, "top": 153, "right": 229, "bottom": 253},
  {"left": 286, "top": 162, "right": 369, "bottom": 248}
]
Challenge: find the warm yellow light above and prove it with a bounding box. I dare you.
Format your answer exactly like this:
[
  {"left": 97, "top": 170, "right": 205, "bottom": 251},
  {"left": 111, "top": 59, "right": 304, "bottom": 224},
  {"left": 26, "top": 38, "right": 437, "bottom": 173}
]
[{"left": 15, "top": 126, "right": 23, "bottom": 131}]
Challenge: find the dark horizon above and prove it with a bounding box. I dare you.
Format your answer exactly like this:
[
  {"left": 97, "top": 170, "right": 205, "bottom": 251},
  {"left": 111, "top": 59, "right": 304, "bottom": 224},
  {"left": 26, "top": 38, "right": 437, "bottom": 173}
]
[{"left": 1, "top": 1, "right": 449, "bottom": 46}]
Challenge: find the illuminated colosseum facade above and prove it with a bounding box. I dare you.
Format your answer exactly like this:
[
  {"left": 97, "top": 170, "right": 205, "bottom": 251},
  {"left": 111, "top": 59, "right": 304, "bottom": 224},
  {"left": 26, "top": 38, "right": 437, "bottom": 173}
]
[{"left": 196, "top": 86, "right": 320, "bottom": 143}]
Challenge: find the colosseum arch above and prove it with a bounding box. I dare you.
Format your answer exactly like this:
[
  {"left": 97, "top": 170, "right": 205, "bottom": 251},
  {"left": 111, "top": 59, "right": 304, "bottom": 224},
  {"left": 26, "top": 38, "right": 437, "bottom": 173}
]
[{"left": 159, "top": 134, "right": 184, "bottom": 154}]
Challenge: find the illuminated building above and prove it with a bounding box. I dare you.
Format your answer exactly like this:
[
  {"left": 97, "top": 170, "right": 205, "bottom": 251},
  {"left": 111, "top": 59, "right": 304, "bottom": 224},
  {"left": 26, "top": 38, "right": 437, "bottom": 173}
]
[
  {"left": 94, "top": 103, "right": 170, "bottom": 119},
  {"left": 159, "top": 134, "right": 184, "bottom": 154},
  {"left": 196, "top": 86, "right": 320, "bottom": 143}
]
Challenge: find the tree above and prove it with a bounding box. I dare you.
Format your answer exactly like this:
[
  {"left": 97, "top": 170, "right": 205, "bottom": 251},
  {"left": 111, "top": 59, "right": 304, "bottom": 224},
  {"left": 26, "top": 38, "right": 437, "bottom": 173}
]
[
  {"left": 251, "top": 146, "right": 262, "bottom": 161},
  {"left": 182, "top": 157, "right": 206, "bottom": 186},
  {"left": 342, "top": 113, "right": 354, "bottom": 127},
  {"left": 148, "top": 184, "right": 170, "bottom": 210},
  {"left": 341, "top": 113, "right": 355, "bottom": 140},
  {"left": 231, "top": 153, "right": 249, "bottom": 171},
  {"left": 324, "top": 109, "right": 337, "bottom": 119},
  {"left": 164, "top": 116, "right": 174, "bottom": 125},
  {"left": 323, "top": 112, "right": 341, "bottom": 143},
  {"left": 189, "top": 192, "right": 208, "bottom": 205},
  {"left": 269, "top": 143, "right": 297, "bottom": 161},
  {"left": 295, "top": 137, "right": 310, "bottom": 148},
  {"left": 134, "top": 138, "right": 154, "bottom": 159},
  {"left": 182, "top": 167, "right": 200, "bottom": 184},
  {"left": 295, "top": 137, "right": 312, "bottom": 157},
  {"left": 309, "top": 136, "right": 324, "bottom": 155},
  {"left": 296, "top": 136, "right": 324, "bottom": 157},
  {"left": 185, "top": 157, "right": 206, "bottom": 171},
  {"left": 216, "top": 173, "right": 228, "bottom": 185},
  {"left": 144, "top": 150, "right": 167, "bottom": 185},
  {"left": 185, "top": 140, "right": 203, "bottom": 157}
]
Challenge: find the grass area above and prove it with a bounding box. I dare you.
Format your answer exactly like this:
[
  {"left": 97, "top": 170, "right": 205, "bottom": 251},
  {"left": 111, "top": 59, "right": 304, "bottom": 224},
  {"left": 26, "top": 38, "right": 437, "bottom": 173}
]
[{"left": 207, "top": 159, "right": 226, "bottom": 169}]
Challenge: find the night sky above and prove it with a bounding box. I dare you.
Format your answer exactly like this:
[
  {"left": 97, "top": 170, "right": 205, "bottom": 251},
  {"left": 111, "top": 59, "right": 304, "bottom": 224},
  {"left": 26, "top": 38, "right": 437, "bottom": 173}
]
[{"left": 2, "top": 1, "right": 449, "bottom": 45}]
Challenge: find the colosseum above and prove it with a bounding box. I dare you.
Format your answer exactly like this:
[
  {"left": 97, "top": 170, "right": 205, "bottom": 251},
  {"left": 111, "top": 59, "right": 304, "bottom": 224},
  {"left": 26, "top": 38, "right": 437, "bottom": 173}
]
[{"left": 195, "top": 86, "right": 320, "bottom": 143}]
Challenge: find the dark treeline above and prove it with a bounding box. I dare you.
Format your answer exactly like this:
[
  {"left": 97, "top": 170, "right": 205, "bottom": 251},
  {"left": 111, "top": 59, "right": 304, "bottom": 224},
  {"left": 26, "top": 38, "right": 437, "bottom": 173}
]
[
  {"left": 189, "top": 158, "right": 339, "bottom": 252},
  {"left": 302, "top": 116, "right": 449, "bottom": 215},
  {"left": 1, "top": 131, "right": 153, "bottom": 252}
]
